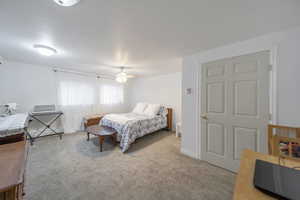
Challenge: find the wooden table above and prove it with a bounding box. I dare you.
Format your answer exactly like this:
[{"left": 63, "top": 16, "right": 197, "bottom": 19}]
[
  {"left": 0, "top": 141, "right": 28, "bottom": 200},
  {"left": 86, "top": 125, "right": 117, "bottom": 152},
  {"left": 233, "top": 149, "right": 300, "bottom": 200}
]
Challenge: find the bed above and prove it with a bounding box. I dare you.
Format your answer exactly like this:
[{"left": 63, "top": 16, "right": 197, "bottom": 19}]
[
  {"left": 0, "top": 113, "right": 29, "bottom": 144},
  {"left": 100, "top": 104, "right": 172, "bottom": 152}
]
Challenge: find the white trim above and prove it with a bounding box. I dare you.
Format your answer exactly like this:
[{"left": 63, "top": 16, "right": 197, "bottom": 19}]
[
  {"left": 197, "top": 47, "right": 278, "bottom": 161},
  {"left": 270, "top": 45, "right": 278, "bottom": 125},
  {"left": 181, "top": 147, "right": 198, "bottom": 159},
  {"left": 197, "top": 64, "right": 202, "bottom": 160},
  {"left": 195, "top": 58, "right": 201, "bottom": 160}
]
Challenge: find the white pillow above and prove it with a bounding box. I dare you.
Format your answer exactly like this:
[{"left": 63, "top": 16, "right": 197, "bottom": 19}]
[
  {"left": 132, "top": 103, "right": 147, "bottom": 114},
  {"left": 143, "top": 104, "right": 161, "bottom": 117}
]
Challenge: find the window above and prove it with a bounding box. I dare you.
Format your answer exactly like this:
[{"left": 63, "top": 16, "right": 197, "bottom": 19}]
[
  {"left": 58, "top": 81, "right": 95, "bottom": 106},
  {"left": 100, "top": 85, "right": 124, "bottom": 105}
]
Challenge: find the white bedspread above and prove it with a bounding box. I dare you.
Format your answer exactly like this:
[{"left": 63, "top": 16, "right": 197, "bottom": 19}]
[{"left": 0, "top": 113, "right": 29, "bottom": 137}]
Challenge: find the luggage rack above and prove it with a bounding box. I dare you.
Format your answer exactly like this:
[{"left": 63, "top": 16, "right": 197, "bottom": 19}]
[{"left": 28, "top": 105, "right": 64, "bottom": 145}]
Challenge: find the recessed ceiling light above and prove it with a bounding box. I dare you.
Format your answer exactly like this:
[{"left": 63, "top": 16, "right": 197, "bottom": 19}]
[
  {"left": 33, "top": 44, "right": 57, "bottom": 56},
  {"left": 53, "top": 0, "right": 80, "bottom": 7}
]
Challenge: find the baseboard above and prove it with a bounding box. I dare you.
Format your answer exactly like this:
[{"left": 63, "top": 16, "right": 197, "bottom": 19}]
[{"left": 181, "top": 148, "right": 198, "bottom": 159}]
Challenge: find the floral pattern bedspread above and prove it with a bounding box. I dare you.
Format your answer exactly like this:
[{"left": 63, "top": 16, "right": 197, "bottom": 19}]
[{"left": 100, "top": 113, "right": 167, "bottom": 152}]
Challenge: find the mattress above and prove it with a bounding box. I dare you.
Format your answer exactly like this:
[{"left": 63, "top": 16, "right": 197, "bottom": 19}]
[
  {"left": 0, "top": 113, "right": 29, "bottom": 138},
  {"left": 100, "top": 113, "right": 167, "bottom": 152}
]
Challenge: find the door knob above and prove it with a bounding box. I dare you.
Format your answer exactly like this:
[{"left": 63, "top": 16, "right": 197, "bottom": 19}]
[{"left": 201, "top": 114, "right": 208, "bottom": 120}]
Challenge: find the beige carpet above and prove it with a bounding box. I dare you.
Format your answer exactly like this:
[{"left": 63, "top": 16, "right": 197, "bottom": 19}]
[{"left": 25, "top": 131, "right": 235, "bottom": 200}]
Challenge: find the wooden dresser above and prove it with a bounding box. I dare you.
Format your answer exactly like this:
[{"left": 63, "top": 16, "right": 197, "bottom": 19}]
[
  {"left": 0, "top": 133, "right": 25, "bottom": 145},
  {"left": 0, "top": 141, "right": 28, "bottom": 200}
]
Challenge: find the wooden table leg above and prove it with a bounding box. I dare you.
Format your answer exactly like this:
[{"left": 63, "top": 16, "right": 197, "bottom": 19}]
[
  {"left": 87, "top": 132, "right": 90, "bottom": 141},
  {"left": 111, "top": 133, "right": 117, "bottom": 145},
  {"left": 99, "top": 136, "right": 105, "bottom": 152}
]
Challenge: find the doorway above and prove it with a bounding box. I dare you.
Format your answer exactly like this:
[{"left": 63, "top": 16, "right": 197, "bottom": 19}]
[{"left": 201, "top": 51, "right": 270, "bottom": 172}]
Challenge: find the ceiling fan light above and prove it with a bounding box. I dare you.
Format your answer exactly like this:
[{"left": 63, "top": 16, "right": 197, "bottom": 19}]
[
  {"left": 116, "top": 72, "right": 128, "bottom": 83},
  {"left": 54, "top": 0, "right": 80, "bottom": 7},
  {"left": 33, "top": 44, "right": 57, "bottom": 56}
]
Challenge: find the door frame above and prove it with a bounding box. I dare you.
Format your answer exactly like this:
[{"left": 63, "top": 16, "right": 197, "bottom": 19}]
[{"left": 197, "top": 45, "right": 278, "bottom": 161}]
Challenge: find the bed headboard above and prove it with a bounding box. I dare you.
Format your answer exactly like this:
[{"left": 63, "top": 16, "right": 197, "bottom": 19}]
[{"left": 166, "top": 108, "right": 173, "bottom": 131}]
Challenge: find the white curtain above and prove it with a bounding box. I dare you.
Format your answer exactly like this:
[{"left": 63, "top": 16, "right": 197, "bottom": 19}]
[
  {"left": 55, "top": 72, "right": 124, "bottom": 133},
  {"left": 58, "top": 81, "right": 95, "bottom": 106},
  {"left": 99, "top": 81, "right": 124, "bottom": 105}
]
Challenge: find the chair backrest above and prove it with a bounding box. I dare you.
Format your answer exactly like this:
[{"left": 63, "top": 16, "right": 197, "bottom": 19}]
[{"left": 268, "top": 124, "right": 300, "bottom": 161}]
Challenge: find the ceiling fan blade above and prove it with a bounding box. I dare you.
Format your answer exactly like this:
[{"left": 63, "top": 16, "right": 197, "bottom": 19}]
[
  {"left": 126, "top": 75, "right": 135, "bottom": 78},
  {"left": 100, "top": 65, "right": 134, "bottom": 69}
]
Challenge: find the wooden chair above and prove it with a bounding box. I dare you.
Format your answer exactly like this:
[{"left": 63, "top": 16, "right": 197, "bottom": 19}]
[
  {"left": 83, "top": 114, "right": 105, "bottom": 129},
  {"left": 268, "top": 124, "right": 300, "bottom": 161}
]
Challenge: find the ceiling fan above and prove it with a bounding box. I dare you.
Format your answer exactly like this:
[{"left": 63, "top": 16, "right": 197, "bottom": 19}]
[
  {"left": 115, "top": 67, "right": 135, "bottom": 83},
  {"left": 53, "top": 0, "right": 80, "bottom": 7}
]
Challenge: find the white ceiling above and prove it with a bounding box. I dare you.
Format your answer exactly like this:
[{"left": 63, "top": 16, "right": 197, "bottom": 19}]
[{"left": 1, "top": 0, "right": 300, "bottom": 76}]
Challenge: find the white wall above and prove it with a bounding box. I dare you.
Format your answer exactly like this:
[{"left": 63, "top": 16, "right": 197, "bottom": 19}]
[
  {"left": 182, "top": 26, "right": 300, "bottom": 159},
  {"left": 0, "top": 61, "right": 181, "bottom": 133},
  {"left": 0, "top": 62, "right": 57, "bottom": 112},
  {"left": 0, "top": 61, "right": 130, "bottom": 132},
  {"left": 127, "top": 72, "right": 182, "bottom": 130},
  {"left": 0, "top": 61, "right": 130, "bottom": 113}
]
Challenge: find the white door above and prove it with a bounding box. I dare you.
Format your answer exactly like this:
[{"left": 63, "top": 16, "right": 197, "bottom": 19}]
[{"left": 201, "top": 51, "right": 270, "bottom": 172}]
